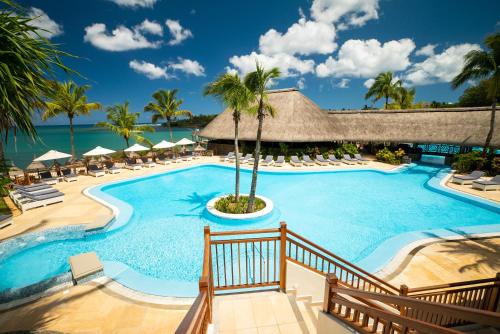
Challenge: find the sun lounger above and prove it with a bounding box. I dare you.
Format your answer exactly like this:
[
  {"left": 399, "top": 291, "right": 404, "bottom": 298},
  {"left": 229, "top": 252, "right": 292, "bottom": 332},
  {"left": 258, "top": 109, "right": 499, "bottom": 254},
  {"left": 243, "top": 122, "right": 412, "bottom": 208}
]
[
  {"left": 290, "top": 155, "right": 303, "bottom": 167},
  {"left": 10, "top": 183, "right": 52, "bottom": 199},
  {"left": 275, "top": 156, "right": 285, "bottom": 167},
  {"left": 61, "top": 168, "right": 78, "bottom": 182},
  {"left": 0, "top": 214, "right": 13, "bottom": 229},
  {"left": 248, "top": 155, "right": 262, "bottom": 165},
  {"left": 241, "top": 153, "right": 253, "bottom": 164},
  {"left": 342, "top": 154, "right": 357, "bottom": 165},
  {"left": 261, "top": 155, "right": 275, "bottom": 166},
  {"left": 181, "top": 154, "right": 193, "bottom": 161},
  {"left": 315, "top": 155, "right": 329, "bottom": 166},
  {"left": 156, "top": 155, "right": 172, "bottom": 165},
  {"left": 88, "top": 164, "right": 106, "bottom": 177},
  {"left": 354, "top": 153, "right": 369, "bottom": 165},
  {"left": 302, "top": 155, "right": 314, "bottom": 166},
  {"left": 17, "top": 191, "right": 64, "bottom": 212},
  {"left": 451, "top": 170, "right": 485, "bottom": 185},
  {"left": 104, "top": 161, "right": 121, "bottom": 174},
  {"left": 13, "top": 183, "right": 50, "bottom": 191},
  {"left": 141, "top": 157, "right": 156, "bottom": 168},
  {"left": 222, "top": 152, "right": 234, "bottom": 162},
  {"left": 171, "top": 155, "right": 183, "bottom": 163},
  {"left": 13, "top": 187, "right": 59, "bottom": 204},
  {"left": 471, "top": 175, "right": 500, "bottom": 191},
  {"left": 327, "top": 155, "right": 342, "bottom": 166},
  {"left": 39, "top": 171, "right": 58, "bottom": 185},
  {"left": 125, "top": 159, "right": 142, "bottom": 170}
]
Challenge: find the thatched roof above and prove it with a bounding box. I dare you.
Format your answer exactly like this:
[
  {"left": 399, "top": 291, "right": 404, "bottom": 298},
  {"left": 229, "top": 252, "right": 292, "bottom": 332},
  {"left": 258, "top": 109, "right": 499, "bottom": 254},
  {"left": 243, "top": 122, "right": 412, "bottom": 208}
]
[{"left": 200, "top": 89, "right": 499, "bottom": 146}]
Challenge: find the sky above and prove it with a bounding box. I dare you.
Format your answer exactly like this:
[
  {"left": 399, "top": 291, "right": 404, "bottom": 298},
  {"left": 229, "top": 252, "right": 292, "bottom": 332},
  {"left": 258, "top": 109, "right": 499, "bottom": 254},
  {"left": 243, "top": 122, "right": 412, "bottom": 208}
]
[{"left": 17, "top": 0, "right": 500, "bottom": 125}]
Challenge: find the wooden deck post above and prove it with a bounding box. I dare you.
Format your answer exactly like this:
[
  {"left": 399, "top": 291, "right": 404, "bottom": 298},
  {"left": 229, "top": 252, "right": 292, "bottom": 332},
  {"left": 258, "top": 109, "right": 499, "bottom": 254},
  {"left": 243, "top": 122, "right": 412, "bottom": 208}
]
[
  {"left": 399, "top": 284, "right": 409, "bottom": 316},
  {"left": 487, "top": 273, "right": 500, "bottom": 312},
  {"left": 323, "top": 273, "right": 338, "bottom": 313},
  {"left": 279, "top": 222, "right": 287, "bottom": 292},
  {"left": 203, "top": 226, "right": 213, "bottom": 322}
]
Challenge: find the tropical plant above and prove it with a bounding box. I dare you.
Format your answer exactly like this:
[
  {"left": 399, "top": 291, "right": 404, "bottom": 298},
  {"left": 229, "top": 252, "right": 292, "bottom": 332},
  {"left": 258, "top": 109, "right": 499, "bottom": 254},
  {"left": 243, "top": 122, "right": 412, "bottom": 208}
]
[
  {"left": 0, "top": 0, "right": 73, "bottom": 163},
  {"left": 244, "top": 64, "right": 281, "bottom": 212},
  {"left": 144, "top": 89, "right": 192, "bottom": 142},
  {"left": 42, "top": 81, "right": 101, "bottom": 158},
  {"left": 97, "top": 102, "right": 154, "bottom": 148},
  {"left": 375, "top": 147, "right": 405, "bottom": 165},
  {"left": 214, "top": 195, "right": 265, "bottom": 214},
  {"left": 458, "top": 79, "right": 492, "bottom": 107},
  {"left": 204, "top": 73, "right": 254, "bottom": 202},
  {"left": 395, "top": 86, "right": 416, "bottom": 109},
  {"left": 452, "top": 33, "right": 500, "bottom": 157},
  {"left": 452, "top": 151, "right": 486, "bottom": 173},
  {"left": 365, "top": 72, "right": 401, "bottom": 109}
]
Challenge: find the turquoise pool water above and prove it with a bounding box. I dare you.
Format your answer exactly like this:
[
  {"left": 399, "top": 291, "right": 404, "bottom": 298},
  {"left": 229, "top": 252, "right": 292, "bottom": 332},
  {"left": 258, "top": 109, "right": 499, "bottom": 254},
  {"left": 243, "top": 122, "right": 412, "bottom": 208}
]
[{"left": 1, "top": 164, "right": 499, "bottom": 296}]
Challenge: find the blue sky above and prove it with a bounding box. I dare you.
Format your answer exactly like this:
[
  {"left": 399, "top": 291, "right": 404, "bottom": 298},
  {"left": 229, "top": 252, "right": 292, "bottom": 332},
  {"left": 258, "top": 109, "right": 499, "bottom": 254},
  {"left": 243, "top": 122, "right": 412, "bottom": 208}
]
[{"left": 20, "top": 0, "right": 500, "bottom": 125}]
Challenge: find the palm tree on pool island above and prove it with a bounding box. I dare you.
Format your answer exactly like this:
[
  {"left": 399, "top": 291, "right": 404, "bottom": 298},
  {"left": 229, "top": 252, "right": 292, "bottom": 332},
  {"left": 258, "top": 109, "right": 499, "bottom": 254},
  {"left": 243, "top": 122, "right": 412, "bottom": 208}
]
[
  {"left": 452, "top": 32, "right": 500, "bottom": 157},
  {"left": 42, "top": 81, "right": 101, "bottom": 159},
  {"left": 144, "top": 89, "right": 193, "bottom": 142},
  {"left": 244, "top": 64, "right": 281, "bottom": 213},
  {"left": 97, "top": 102, "right": 154, "bottom": 148},
  {"left": 204, "top": 73, "right": 255, "bottom": 202},
  {"left": 365, "top": 71, "right": 401, "bottom": 109}
]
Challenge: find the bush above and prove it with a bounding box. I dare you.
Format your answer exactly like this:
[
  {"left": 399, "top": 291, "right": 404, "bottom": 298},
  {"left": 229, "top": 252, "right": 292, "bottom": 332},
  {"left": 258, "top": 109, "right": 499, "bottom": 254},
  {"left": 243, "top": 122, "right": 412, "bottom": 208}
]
[
  {"left": 332, "top": 143, "right": 359, "bottom": 159},
  {"left": 214, "top": 195, "right": 266, "bottom": 214},
  {"left": 452, "top": 152, "right": 486, "bottom": 173},
  {"left": 376, "top": 147, "right": 405, "bottom": 165}
]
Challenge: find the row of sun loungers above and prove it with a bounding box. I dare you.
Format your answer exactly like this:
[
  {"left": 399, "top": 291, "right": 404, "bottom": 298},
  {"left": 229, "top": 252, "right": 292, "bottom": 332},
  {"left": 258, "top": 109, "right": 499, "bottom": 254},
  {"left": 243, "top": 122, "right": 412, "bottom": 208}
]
[
  {"left": 451, "top": 171, "right": 500, "bottom": 191},
  {"left": 10, "top": 183, "right": 65, "bottom": 212},
  {"left": 221, "top": 152, "right": 371, "bottom": 167}
]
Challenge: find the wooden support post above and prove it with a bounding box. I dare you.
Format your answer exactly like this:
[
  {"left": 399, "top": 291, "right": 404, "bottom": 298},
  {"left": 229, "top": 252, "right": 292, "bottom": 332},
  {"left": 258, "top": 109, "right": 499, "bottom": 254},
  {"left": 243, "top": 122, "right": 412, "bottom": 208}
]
[
  {"left": 487, "top": 273, "right": 500, "bottom": 312},
  {"left": 279, "top": 221, "right": 287, "bottom": 292},
  {"left": 399, "top": 284, "right": 409, "bottom": 316},
  {"left": 203, "top": 226, "right": 213, "bottom": 322},
  {"left": 323, "top": 273, "right": 338, "bottom": 313}
]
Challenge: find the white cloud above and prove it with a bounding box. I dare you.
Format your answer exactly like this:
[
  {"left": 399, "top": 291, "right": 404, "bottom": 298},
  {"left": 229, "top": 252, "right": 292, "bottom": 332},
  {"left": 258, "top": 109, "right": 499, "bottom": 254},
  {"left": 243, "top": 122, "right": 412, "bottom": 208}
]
[
  {"left": 363, "top": 78, "right": 375, "bottom": 88},
  {"left": 170, "top": 58, "right": 205, "bottom": 76},
  {"left": 405, "top": 43, "right": 481, "bottom": 86},
  {"left": 335, "top": 78, "right": 350, "bottom": 88},
  {"left": 315, "top": 38, "right": 415, "bottom": 78},
  {"left": 259, "top": 18, "right": 337, "bottom": 56},
  {"left": 108, "top": 0, "right": 158, "bottom": 8},
  {"left": 129, "top": 60, "right": 169, "bottom": 79},
  {"left": 415, "top": 43, "right": 437, "bottom": 57},
  {"left": 135, "top": 19, "right": 163, "bottom": 36},
  {"left": 311, "top": 0, "right": 379, "bottom": 28},
  {"left": 297, "top": 77, "right": 306, "bottom": 89},
  {"left": 228, "top": 52, "right": 315, "bottom": 78},
  {"left": 27, "top": 7, "right": 63, "bottom": 39},
  {"left": 84, "top": 22, "right": 161, "bottom": 51},
  {"left": 165, "top": 19, "right": 193, "bottom": 45}
]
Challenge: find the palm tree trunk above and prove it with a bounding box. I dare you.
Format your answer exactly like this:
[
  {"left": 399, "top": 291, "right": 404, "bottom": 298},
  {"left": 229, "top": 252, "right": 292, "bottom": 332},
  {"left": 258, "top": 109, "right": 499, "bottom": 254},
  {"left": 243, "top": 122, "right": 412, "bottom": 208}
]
[
  {"left": 482, "top": 99, "right": 497, "bottom": 158},
  {"left": 0, "top": 134, "right": 4, "bottom": 169},
  {"left": 247, "top": 101, "right": 264, "bottom": 213},
  {"left": 125, "top": 136, "right": 129, "bottom": 148},
  {"left": 167, "top": 118, "right": 173, "bottom": 142},
  {"left": 69, "top": 115, "right": 75, "bottom": 159},
  {"left": 385, "top": 95, "right": 389, "bottom": 109},
  {"left": 234, "top": 114, "right": 240, "bottom": 202}
]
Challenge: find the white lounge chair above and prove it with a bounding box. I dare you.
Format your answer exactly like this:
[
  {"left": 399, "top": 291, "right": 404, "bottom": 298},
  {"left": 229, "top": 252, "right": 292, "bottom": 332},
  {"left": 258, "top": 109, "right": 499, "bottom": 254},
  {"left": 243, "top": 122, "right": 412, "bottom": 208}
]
[
  {"left": 261, "top": 155, "right": 275, "bottom": 166},
  {"left": 302, "top": 155, "right": 315, "bottom": 166},
  {"left": 18, "top": 191, "right": 64, "bottom": 212},
  {"left": 156, "top": 155, "right": 172, "bottom": 165},
  {"left": 61, "top": 168, "right": 78, "bottom": 182},
  {"left": 222, "top": 152, "right": 234, "bottom": 162},
  {"left": 142, "top": 157, "right": 156, "bottom": 168},
  {"left": 181, "top": 154, "right": 193, "bottom": 161},
  {"left": 88, "top": 164, "right": 106, "bottom": 177},
  {"left": 248, "top": 155, "right": 262, "bottom": 165},
  {"left": 104, "top": 161, "right": 122, "bottom": 174},
  {"left": 472, "top": 175, "right": 500, "bottom": 191},
  {"left": 354, "top": 153, "right": 369, "bottom": 165},
  {"left": 327, "top": 155, "right": 342, "bottom": 166},
  {"left": 342, "top": 154, "right": 357, "bottom": 165},
  {"left": 125, "top": 159, "right": 142, "bottom": 170},
  {"left": 13, "top": 183, "right": 51, "bottom": 191},
  {"left": 315, "top": 155, "right": 329, "bottom": 166},
  {"left": 241, "top": 154, "right": 253, "bottom": 164},
  {"left": 0, "top": 214, "right": 12, "bottom": 229},
  {"left": 39, "top": 171, "right": 58, "bottom": 185},
  {"left": 12, "top": 188, "right": 59, "bottom": 204},
  {"left": 275, "top": 156, "right": 285, "bottom": 167},
  {"left": 290, "top": 156, "right": 303, "bottom": 167},
  {"left": 10, "top": 184, "right": 52, "bottom": 200},
  {"left": 451, "top": 171, "right": 485, "bottom": 185}
]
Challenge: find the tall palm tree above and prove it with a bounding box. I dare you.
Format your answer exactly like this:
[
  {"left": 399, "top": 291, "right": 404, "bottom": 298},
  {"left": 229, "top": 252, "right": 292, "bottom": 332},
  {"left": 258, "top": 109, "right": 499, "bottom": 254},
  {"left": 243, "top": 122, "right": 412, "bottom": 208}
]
[
  {"left": 204, "top": 73, "right": 254, "bottom": 202},
  {"left": 365, "top": 72, "right": 401, "bottom": 109},
  {"left": 97, "top": 102, "right": 154, "bottom": 148},
  {"left": 395, "top": 86, "right": 416, "bottom": 109},
  {"left": 244, "top": 64, "right": 281, "bottom": 213},
  {"left": 0, "top": 0, "right": 73, "bottom": 163},
  {"left": 42, "top": 81, "right": 101, "bottom": 158},
  {"left": 144, "top": 89, "right": 192, "bottom": 142},
  {"left": 452, "top": 33, "right": 500, "bottom": 157}
]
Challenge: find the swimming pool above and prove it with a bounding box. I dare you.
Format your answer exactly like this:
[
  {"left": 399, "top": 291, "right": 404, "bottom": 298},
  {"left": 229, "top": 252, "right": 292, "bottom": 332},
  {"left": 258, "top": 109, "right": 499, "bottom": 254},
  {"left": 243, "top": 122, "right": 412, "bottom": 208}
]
[{"left": 1, "top": 164, "right": 499, "bottom": 297}]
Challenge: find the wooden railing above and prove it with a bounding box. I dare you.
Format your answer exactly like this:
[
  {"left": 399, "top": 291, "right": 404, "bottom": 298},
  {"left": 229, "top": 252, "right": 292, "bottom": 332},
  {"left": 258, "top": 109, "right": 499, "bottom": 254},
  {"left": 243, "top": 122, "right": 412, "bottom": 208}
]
[{"left": 323, "top": 274, "right": 500, "bottom": 333}]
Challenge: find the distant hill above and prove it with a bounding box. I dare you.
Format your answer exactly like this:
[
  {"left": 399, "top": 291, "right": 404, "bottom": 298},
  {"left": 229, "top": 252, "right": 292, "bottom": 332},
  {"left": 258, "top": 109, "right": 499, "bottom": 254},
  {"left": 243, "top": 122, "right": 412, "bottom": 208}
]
[{"left": 170, "top": 114, "right": 218, "bottom": 128}]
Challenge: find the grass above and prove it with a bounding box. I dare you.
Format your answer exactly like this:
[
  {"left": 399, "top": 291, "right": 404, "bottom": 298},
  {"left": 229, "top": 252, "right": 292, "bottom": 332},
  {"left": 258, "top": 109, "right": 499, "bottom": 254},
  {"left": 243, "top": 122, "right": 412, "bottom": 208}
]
[
  {"left": 0, "top": 196, "right": 11, "bottom": 215},
  {"left": 214, "top": 195, "right": 266, "bottom": 214}
]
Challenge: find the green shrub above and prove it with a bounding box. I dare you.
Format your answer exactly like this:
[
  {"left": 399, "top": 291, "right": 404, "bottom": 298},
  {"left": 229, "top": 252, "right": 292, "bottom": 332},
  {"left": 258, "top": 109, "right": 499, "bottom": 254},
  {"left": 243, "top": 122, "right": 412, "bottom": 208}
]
[
  {"left": 341, "top": 143, "right": 358, "bottom": 156},
  {"left": 214, "top": 195, "right": 266, "bottom": 214},
  {"left": 376, "top": 147, "right": 405, "bottom": 165},
  {"left": 452, "top": 152, "right": 486, "bottom": 173}
]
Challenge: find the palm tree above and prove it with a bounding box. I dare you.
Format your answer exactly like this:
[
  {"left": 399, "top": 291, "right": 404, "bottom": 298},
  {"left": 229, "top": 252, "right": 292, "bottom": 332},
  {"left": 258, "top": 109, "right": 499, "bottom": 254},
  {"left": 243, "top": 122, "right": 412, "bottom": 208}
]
[
  {"left": 452, "top": 33, "right": 500, "bottom": 157},
  {"left": 144, "top": 89, "right": 193, "bottom": 142},
  {"left": 365, "top": 72, "right": 401, "bottom": 109},
  {"left": 97, "top": 102, "right": 154, "bottom": 148},
  {"left": 395, "top": 86, "right": 416, "bottom": 109},
  {"left": 204, "top": 73, "right": 254, "bottom": 202},
  {"left": 244, "top": 64, "right": 281, "bottom": 213},
  {"left": 0, "top": 1, "right": 73, "bottom": 163},
  {"left": 42, "top": 81, "right": 101, "bottom": 159}
]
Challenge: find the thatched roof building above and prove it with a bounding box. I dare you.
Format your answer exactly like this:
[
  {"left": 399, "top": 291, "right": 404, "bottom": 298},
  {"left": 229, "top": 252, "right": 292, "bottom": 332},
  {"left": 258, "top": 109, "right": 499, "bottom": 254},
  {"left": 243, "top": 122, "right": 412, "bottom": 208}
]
[{"left": 200, "top": 88, "right": 499, "bottom": 147}]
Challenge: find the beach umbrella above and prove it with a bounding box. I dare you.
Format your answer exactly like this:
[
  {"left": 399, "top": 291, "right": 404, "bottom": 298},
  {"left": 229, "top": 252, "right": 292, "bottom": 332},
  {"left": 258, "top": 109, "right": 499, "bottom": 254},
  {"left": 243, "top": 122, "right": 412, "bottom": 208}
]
[
  {"left": 175, "top": 138, "right": 196, "bottom": 146},
  {"left": 26, "top": 161, "right": 47, "bottom": 171},
  {"left": 34, "top": 150, "right": 72, "bottom": 162},
  {"left": 83, "top": 146, "right": 116, "bottom": 157},
  {"left": 124, "top": 143, "right": 149, "bottom": 152},
  {"left": 194, "top": 144, "right": 206, "bottom": 152},
  {"left": 153, "top": 140, "right": 176, "bottom": 150}
]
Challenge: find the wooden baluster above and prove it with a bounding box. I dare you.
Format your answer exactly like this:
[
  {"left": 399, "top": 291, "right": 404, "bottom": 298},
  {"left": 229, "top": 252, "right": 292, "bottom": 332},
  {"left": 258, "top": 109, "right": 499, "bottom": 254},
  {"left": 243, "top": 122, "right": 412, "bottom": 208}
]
[
  {"left": 279, "top": 222, "right": 287, "bottom": 291},
  {"left": 487, "top": 273, "right": 500, "bottom": 312},
  {"left": 399, "top": 285, "right": 409, "bottom": 317},
  {"left": 323, "top": 273, "right": 338, "bottom": 313}
]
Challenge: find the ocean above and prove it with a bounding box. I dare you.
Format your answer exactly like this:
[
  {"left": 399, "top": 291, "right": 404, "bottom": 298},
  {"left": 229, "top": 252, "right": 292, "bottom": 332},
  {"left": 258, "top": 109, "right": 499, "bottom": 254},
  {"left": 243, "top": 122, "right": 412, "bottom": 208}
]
[{"left": 5, "top": 125, "right": 194, "bottom": 169}]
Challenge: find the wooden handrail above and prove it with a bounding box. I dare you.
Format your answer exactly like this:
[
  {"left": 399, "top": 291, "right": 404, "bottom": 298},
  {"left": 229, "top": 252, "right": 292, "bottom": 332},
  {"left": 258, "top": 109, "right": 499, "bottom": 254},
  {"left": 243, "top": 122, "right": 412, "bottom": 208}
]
[
  {"left": 175, "top": 287, "right": 208, "bottom": 334},
  {"left": 210, "top": 228, "right": 280, "bottom": 236},
  {"left": 286, "top": 228, "right": 399, "bottom": 292},
  {"left": 331, "top": 286, "right": 500, "bottom": 328},
  {"left": 407, "top": 274, "right": 500, "bottom": 294}
]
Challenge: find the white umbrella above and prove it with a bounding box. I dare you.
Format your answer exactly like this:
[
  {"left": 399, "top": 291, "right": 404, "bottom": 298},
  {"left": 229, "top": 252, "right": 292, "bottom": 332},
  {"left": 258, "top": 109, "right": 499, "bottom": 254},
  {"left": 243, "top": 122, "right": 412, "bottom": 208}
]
[
  {"left": 176, "top": 138, "right": 196, "bottom": 146},
  {"left": 83, "top": 146, "right": 116, "bottom": 157},
  {"left": 124, "top": 143, "right": 149, "bottom": 152},
  {"left": 34, "top": 150, "right": 72, "bottom": 162},
  {"left": 153, "top": 140, "right": 176, "bottom": 149}
]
